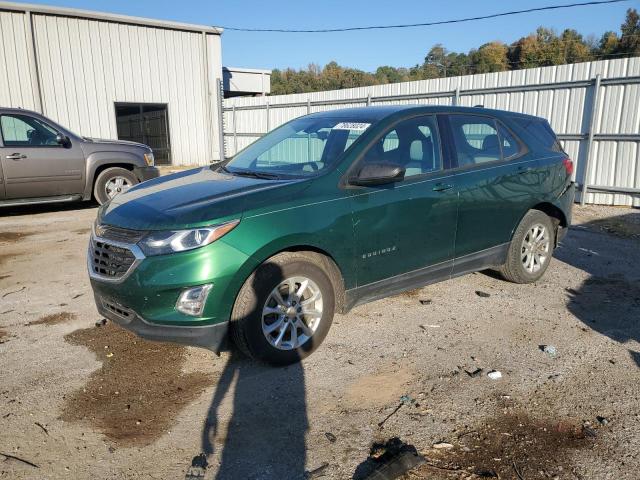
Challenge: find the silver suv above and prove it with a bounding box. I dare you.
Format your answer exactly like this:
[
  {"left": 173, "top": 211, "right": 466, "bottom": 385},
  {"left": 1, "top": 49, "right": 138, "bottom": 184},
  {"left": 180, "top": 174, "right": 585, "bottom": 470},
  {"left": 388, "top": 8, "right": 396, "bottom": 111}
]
[{"left": 0, "top": 108, "right": 159, "bottom": 206}]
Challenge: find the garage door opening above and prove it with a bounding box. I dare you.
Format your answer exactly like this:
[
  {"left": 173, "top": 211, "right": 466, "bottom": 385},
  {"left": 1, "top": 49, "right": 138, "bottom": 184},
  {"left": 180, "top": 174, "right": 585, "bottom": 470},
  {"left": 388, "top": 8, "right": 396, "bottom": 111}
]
[{"left": 115, "top": 103, "right": 171, "bottom": 165}]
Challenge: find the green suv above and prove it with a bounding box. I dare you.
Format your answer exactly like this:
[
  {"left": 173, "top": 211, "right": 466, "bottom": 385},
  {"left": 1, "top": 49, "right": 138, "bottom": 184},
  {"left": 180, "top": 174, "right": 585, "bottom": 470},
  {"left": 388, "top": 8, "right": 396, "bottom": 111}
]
[{"left": 89, "top": 105, "right": 575, "bottom": 365}]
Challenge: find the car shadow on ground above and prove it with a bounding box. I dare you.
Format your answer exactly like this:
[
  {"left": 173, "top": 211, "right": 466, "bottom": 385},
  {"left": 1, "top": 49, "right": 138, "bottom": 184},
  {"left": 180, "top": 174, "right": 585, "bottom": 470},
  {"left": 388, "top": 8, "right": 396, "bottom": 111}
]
[
  {"left": 554, "top": 212, "right": 640, "bottom": 369},
  {"left": 0, "top": 200, "right": 97, "bottom": 217},
  {"left": 192, "top": 262, "right": 308, "bottom": 480}
]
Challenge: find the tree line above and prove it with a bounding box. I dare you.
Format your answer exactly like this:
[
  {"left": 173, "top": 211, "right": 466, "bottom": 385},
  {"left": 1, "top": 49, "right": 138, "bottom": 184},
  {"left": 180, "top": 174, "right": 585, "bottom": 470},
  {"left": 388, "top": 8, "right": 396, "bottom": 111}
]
[{"left": 271, "top": 8, "right": 640, "bottom": 95}]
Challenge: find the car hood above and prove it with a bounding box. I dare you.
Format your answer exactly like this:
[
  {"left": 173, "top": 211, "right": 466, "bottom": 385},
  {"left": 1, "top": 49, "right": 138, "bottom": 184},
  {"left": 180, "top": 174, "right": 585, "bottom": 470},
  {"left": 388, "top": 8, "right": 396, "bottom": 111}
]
[
  {"left": 82, "top": 137, "right": 148, "bottom": 149},
  {"left": 98, "top": 167, "right": 309, "bottom": 230}
]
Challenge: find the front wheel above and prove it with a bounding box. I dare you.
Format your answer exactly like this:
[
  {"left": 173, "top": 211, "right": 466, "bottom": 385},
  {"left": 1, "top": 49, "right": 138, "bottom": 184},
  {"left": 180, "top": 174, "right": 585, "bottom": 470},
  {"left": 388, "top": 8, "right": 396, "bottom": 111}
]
[
  {"left": 230, "top": 252, "right": 335, "bottom": 365},
  {"left": 499, "top": 210, "right": 555, "bottom": 284},
  {"left": 93, "top": 167, "right": 138, "bottom": 205}
]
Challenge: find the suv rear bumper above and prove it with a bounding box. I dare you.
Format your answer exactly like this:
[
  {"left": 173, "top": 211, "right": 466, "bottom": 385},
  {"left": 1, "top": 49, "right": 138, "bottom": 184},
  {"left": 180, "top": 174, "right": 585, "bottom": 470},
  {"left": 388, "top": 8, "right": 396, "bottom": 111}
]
[{"left": 95, "top": 293, "right": 229, "bottom": 353}]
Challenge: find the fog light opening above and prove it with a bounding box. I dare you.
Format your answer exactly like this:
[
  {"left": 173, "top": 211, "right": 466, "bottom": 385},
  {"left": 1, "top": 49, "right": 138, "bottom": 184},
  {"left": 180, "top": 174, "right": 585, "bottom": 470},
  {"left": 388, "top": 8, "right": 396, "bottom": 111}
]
[{"left": 176, "top": 284, "right": 213, "bottom": 317}]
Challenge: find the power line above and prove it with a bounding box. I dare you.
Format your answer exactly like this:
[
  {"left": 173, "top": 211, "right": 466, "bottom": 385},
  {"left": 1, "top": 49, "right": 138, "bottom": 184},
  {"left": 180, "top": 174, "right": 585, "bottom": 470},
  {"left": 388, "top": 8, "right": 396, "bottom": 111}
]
[{"left": 220, "top": 0, "right": 630, "bottom": 33}]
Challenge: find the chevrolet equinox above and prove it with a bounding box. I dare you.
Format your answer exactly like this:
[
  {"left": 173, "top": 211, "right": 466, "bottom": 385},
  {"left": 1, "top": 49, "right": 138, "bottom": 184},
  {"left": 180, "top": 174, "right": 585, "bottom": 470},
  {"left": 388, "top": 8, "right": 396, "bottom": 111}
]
[{"left": 89, "top": 105, "right": 575, "bottom": 365}]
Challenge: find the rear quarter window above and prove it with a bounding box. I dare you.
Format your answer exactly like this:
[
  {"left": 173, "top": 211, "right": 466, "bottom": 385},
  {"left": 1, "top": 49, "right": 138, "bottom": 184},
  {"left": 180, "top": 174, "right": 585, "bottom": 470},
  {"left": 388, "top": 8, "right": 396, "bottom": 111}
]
[{"left": 512, "top": 117, "right": 564, "bottom": 153}]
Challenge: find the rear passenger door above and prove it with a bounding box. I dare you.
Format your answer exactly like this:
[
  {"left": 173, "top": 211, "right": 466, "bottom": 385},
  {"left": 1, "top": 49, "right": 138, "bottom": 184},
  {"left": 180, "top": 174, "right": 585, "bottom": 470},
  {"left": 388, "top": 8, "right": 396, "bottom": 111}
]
[{"left": 444, "top": 114, "right": 538, "bottom": 274}]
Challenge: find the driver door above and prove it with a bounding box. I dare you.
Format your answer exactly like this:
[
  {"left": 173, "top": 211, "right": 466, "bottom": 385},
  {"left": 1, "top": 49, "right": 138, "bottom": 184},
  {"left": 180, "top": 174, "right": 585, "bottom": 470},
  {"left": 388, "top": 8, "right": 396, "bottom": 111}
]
[
  {"left": 0, "top": 113, "right": 85, "bottom": 199},
  {"left": 349, "top": 114, "right": 458, "bottom": 301}
]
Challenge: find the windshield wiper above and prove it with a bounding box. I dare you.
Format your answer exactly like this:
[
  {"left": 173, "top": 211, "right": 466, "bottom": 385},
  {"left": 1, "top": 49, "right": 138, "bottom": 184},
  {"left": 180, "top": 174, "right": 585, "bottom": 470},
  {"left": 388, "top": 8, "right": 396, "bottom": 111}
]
[{"left": 228, "top": 169, "right": 281, "bottom": 180}]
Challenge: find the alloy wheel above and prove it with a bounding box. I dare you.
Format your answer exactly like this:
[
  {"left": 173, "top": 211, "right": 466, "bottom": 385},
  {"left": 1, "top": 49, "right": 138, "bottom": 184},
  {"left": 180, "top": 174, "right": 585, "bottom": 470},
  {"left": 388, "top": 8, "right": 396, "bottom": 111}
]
[
  {"left": 521, "top": 223, "right": 550, "bottom": 274},
  {"left": 261, "top": 276, "right": 323, "bottom": 350}
]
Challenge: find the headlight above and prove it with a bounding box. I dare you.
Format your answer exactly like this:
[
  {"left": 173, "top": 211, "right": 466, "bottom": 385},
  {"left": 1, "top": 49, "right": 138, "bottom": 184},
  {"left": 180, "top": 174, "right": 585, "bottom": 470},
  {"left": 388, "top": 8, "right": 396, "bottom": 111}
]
[
  {"left": 138, "top": 220, "right": 239, "bottom": 256},
  {"left": 143, "top": 152, "right": 154, "bottom": 166}
]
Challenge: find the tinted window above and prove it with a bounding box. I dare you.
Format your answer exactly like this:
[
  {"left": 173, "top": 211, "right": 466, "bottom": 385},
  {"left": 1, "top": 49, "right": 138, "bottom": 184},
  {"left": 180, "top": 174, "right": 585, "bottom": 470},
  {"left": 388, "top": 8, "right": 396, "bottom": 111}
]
[
  {"left": 512, "top": 117, "right": 563, "bottom": 152},
  {"left": 448, "top": 115, "right": 501, "bottom": 167},
  {"left": 0, "top": 114, "right": 59, "bottom": 147},
  {"left": 361, "top": 115, "right": 441, "bottom": 178},
  {"left": 497, "top": 123, "right": 521, "bottom": 159}
]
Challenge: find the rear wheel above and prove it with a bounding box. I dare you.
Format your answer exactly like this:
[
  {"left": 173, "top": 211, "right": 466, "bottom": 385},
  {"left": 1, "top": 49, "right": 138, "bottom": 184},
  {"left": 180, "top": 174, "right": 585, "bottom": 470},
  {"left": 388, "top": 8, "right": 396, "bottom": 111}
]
[
  {"left": 230, "top": 252, "right": 335, "bottom": 365},
  {"left": 93, "top": 167, "right": 138, "bottom": 205},
  {"left": 499, "top": 210, "right": 554, "bottom": 284}
]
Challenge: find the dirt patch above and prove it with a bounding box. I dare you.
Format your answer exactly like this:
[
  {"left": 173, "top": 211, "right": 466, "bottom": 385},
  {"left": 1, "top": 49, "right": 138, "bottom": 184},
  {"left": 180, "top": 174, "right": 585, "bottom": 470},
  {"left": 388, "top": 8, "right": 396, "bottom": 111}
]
[
  {"left": 345, "top": 368, "right": 414, "bottom": 409},
  {"left": 28, "top": 312, "right": 76, "bottom": 326},
  {"left": 72, "top": 227, "right": 91, "bottom": 235},
  {"left": 0, "top": 231, "right": 35, "bottom": 243},
  {"left": 408, "top": 412, "right": 597, "bottom": 479},
  {"left": 0, "top": 274, "right": 10, "bottom": 281},
  {"left": 61, "top": 322, "right": 214, "bottom": 446},
  {"left": 0, "top": 328, "right": 7, "bottom": 341}
]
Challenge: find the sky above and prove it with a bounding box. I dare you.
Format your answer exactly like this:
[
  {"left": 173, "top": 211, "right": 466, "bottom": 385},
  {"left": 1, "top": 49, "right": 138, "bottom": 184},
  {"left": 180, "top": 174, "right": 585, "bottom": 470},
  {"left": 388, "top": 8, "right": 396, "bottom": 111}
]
[{"left": 9, "top": 0, "right": 635, "bottom": 71}]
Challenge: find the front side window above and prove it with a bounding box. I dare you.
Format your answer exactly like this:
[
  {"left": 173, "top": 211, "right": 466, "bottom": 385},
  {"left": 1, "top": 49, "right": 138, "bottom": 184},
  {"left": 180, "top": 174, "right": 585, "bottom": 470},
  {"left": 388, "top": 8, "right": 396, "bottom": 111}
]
[
  {"left": 225, "top": 117, "right": 372, "bottom": 178},
  {"left": 0, "top": 114, "right": 59, "bottom": 147},
  {"left": 361, "top": 115, "right": 442, "bottom": 178}
]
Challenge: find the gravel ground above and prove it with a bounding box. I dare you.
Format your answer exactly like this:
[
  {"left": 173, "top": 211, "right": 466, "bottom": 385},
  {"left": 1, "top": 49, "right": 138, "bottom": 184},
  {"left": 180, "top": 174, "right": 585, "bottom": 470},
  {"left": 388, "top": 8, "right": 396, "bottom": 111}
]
[{"left": 0, "top": 202, "right": 639, "bottom": 480}]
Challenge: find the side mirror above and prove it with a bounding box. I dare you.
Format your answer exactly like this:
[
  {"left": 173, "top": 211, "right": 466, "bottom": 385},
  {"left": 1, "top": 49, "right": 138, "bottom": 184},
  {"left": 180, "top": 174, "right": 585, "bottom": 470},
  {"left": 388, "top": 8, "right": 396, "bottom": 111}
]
[
  {"left": 350, "top": 162, "right": 405, "bottom": 186},
  {"left": 56, "top": 134, "right": 71, "bottom": 148}
]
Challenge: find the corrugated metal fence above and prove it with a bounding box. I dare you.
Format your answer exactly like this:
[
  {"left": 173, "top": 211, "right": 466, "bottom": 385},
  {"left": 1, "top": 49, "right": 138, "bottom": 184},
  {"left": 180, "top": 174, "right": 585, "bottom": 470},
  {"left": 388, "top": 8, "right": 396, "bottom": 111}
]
[{"left": 223, "top": 58, "right": 640, "bottom": 206}]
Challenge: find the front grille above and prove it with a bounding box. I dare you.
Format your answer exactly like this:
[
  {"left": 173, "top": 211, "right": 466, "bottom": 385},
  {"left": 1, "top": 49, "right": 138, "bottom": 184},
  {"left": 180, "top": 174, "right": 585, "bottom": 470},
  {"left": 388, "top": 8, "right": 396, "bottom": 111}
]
[
  {"left": 95, "top": 224, "right": 146, "bottom": 244},
  {"left": 91, "top": 239, "right": 136, "bottom": 279}
]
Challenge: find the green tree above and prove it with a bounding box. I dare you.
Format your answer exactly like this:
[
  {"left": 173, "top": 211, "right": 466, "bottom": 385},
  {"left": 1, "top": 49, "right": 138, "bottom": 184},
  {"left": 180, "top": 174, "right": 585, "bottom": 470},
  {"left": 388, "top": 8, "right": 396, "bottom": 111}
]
[
  {"left": 617, "top": 8, "right": 640, "bottom": 56},
  {"left": 470, "top": 41, "right": 509, "bottom": 73}
]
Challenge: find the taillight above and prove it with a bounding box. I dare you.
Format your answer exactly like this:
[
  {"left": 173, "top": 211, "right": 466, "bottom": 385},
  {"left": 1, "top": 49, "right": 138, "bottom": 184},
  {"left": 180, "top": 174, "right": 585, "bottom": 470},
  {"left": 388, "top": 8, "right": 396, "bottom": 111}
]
[{"left": 562, "top": 157, "right": 574, "bottom": 177}]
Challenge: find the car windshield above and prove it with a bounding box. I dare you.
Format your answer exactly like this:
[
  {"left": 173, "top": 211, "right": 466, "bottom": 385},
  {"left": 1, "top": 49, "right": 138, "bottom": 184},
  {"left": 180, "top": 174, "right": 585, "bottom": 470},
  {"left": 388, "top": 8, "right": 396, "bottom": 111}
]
[{"left": 222, "top": 117, "right": 373, "bottom": 178}]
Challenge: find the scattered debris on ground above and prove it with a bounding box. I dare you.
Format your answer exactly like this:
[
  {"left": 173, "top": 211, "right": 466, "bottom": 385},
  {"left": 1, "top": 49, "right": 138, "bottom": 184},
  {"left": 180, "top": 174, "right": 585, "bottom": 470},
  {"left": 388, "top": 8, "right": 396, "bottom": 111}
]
[
  {"left": 475, "top": 290, "right": 491, "bottom": 298},
  {"left": 27, "top": 311, "right": 76, "bottom": 326},
  {"left": 418, "top": 299, "right": 432, "bottom": 305},
  {"left": 304, "top": 462, "right": 329, "bottom": 479},
  {"left": 325, "top": 432, "right": 337, "bottom": 443},
  {"left": 540, "top": 344, "right": 558, "bottom": 357},
  {"left": 62, "top": 322, "right": 213, "bottom": 446},
  {"left": 1, "top": 286, "right": 25, "bottom": 298},
  {"left": 0, "top": 452, "right": 40, "bottom": 469},
  {"left": 410, "top": 412, "right": 597, "bottom": 479},
  {"left": 487, "top": 370, "right": 502, "bottom": 380},
  {"left": 353, "top": 438, "right": 424, "bottom": 480},
  {"left": 184, "top": 453, "right": 208, "bottom": 480}
]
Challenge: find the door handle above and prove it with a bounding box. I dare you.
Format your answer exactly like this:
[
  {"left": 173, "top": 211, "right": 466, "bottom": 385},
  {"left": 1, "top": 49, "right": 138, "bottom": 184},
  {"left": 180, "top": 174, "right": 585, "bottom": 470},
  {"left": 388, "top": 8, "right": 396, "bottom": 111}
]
[
  {"left": 5, "top": 153, "right": 26, "bottom": 160},
  {"left": 432, "top": 183, "right": 454, "bottom": 192}
]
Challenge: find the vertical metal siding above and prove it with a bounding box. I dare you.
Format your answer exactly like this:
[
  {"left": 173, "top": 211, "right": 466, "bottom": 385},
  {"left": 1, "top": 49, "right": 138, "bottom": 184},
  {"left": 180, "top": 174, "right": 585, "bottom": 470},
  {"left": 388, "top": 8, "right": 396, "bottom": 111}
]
[
  {"left": 0, "top": 10, "right": 38, "bottom": 109},
  {"left": 225, "top": 58, "right": 640, "bottom": 206},
  {"left": 1, "top": 12, "right": 221, "bottom": 166}
]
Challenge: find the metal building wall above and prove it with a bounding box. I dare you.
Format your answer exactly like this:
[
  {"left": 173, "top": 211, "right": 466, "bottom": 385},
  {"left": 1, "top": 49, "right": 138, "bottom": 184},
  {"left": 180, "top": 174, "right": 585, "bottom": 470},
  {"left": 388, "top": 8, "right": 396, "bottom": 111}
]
[
  {"left": 0, "top": 4, "right": 224, "bottom": 166},
  {"left": 224, "top": 58, "right": 640, "bottom": 206}
]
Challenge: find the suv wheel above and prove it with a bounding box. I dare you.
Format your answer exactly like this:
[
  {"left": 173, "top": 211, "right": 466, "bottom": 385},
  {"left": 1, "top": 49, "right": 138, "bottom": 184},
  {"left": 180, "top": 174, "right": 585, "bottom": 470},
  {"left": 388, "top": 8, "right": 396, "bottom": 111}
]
[
  {"left": 94, "top": 167, "right": 138, "bottom": 205},
  {"left": 499, "top": 210, "right": 555, "bottom": 284},
  {"left": 230, "top": 252, "right": 335, "bottom": 365}
]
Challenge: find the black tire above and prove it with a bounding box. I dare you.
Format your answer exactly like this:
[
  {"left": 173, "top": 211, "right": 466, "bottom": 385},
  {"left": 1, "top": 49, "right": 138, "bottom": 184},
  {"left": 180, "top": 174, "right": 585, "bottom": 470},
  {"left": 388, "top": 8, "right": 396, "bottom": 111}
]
[
  {"left": 499, "top": 210, "right": 555, "bottom": 284},
  {"left": 93, "top": 167, "right": 138, "bottom": 205},
  {"left": 230, "top": 251, "right": 336, "bottom": 366}
]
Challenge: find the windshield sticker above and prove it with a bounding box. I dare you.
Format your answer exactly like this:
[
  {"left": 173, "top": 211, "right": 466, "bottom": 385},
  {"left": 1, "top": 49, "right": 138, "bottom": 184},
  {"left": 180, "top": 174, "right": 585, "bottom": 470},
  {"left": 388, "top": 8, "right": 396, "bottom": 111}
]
[{"left": 333, "top": 122, "right": 371, "bottom": 131}]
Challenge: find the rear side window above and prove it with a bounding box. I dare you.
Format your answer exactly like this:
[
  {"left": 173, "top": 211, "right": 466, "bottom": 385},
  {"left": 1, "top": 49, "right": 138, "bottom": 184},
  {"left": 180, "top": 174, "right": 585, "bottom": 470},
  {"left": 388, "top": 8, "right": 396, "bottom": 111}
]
[
  {"left": 447, "top": 115, "right": 526, "bottom": 167},
  {"left": 512, "top": 117, "right": 564, "bottom": 153},
  {"left": 496, "top": 123, "right": 521, "bottom": 159}
]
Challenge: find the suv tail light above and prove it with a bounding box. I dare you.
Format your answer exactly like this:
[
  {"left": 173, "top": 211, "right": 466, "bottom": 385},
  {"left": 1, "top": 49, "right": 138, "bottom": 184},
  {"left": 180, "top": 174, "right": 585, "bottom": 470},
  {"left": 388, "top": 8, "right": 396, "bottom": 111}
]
[{"left": 562, "top": 157, "right": 574, "bottom": 177}]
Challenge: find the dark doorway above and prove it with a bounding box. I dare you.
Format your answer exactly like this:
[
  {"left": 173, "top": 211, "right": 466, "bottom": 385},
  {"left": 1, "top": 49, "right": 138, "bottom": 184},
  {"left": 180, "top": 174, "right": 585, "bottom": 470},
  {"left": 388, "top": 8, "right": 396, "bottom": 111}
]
[{"left": 115, "top": 103, "right": 171, "bottom": 165}]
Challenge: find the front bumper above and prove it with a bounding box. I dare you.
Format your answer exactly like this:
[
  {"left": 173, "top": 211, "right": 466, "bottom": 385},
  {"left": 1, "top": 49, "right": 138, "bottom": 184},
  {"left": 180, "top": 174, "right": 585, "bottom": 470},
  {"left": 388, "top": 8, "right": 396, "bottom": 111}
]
[
  {"left": 133, "top": 165, "right": 160, "bottom": 182},
  {"left": 95, "top": 293, "right": 229, "bottom": 353}
]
